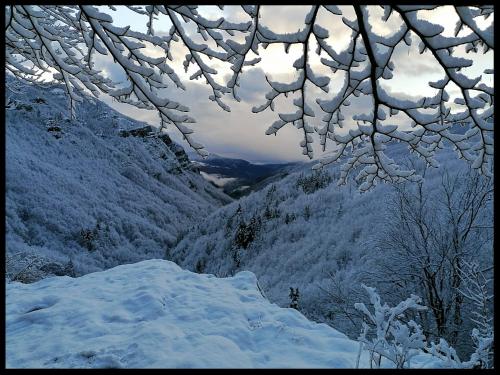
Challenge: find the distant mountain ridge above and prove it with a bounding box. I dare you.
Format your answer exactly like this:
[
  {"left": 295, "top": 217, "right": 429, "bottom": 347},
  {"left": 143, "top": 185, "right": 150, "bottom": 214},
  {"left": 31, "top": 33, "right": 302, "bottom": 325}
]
[{"left": 192, "top": 154, "right": 302, "bottom": 198}]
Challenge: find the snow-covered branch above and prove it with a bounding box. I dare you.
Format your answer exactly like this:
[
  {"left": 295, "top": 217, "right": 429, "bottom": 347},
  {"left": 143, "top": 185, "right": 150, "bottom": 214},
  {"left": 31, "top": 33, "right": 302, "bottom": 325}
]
[{"left": 5, "top": 5, "right": 494, "bottom": 187}]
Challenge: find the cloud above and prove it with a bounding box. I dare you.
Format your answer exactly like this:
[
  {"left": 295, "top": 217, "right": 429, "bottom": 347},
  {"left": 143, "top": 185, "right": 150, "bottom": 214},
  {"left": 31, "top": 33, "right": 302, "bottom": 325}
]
[
  {"left": 92, "top": 53, "right": 127, "bottom": 83},
  {"left": 259, "top": 6, "right": 314, "bottom": 33},
  {"left": 391, "top": 44, "right": 443, "bottom": 77},
  {"left": 92, "top": 5, "right": 492, "bottom": 163},
  {"left": 230, "top": 68, "right": 270, "bottom": 102},
  {"left": 96, "top": 74, "right": 310, "bottom": 163}
]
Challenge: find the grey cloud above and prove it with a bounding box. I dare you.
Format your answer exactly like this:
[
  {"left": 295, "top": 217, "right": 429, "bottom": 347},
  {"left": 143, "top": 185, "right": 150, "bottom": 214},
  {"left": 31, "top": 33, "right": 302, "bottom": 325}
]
[
  {"left": 259, "top": 6, "right": 314, "bottom": 33},
  {"left": 92, "top": 5, "right": 458, "bottom": 163},
  {"left": 394, "top": 52, "right": 443, "bottom": 76},
  {"left": 230, "top": 68, "right": 270, "bottom": 103},
  {"left": 97, "top": 73, "right": 309, "bottom": 163}
]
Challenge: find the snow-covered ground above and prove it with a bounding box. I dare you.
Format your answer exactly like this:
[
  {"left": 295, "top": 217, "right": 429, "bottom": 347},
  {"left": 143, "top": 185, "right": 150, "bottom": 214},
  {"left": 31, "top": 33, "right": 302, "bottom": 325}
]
[{"left": 6, "top": 259, "right": 444, "bottom": 369}]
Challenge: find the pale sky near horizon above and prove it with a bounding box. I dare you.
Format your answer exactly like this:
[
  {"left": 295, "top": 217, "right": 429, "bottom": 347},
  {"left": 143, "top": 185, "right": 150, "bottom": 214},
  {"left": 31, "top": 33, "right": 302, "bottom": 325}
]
[{"left": 91, "top": 5, "right": 493, "bottom": 163}]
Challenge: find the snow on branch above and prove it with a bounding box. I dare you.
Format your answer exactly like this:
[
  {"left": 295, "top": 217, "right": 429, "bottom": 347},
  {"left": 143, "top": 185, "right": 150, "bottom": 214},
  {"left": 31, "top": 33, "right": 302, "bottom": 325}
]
[{"left": 5, "top": 5, "right": 494, "bottom": 183}]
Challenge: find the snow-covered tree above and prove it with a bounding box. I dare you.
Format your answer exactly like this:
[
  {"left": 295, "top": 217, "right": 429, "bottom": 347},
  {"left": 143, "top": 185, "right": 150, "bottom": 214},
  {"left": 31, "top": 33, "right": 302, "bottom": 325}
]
[
  {"left": 289, "top": 287, "right": 300, "bottom": 310},
  {"left": 371, "top": 164, "right": 492, "bottom": 351},
  {"left": 5, "top": 5, "right": 493, "bottom": 188},
  {"left": 427, "top": 338, "right": 463, "bottom": 368}
]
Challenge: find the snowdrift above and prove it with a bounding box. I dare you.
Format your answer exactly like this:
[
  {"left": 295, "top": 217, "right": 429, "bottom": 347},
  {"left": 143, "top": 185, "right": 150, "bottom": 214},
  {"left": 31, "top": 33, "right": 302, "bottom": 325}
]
[{"left": 6, "top": 260, "right": 443, "bottom": 368}]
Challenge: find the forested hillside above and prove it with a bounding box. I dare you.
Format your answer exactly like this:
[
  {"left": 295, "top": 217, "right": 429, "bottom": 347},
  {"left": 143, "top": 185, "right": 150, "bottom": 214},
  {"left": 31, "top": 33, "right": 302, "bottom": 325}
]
[
  {"left": 6, "top": 78, "right": 231, "bottom": 281},
  {"left": 170, "top": 145, "right": 493, "bottom": 357}
]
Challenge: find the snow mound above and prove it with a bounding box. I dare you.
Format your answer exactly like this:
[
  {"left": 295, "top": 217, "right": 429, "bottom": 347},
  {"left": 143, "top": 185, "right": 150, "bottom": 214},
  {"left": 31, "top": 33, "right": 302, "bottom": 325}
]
[{"left": 6, "top": 260, "right": 443, "bottom": 368}]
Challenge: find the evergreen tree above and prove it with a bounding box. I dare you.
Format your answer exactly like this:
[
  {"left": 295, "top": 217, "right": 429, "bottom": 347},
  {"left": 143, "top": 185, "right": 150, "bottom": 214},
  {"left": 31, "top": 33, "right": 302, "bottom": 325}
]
[{"left": 289, "top": 287, "right": 300, "bottom": 310}]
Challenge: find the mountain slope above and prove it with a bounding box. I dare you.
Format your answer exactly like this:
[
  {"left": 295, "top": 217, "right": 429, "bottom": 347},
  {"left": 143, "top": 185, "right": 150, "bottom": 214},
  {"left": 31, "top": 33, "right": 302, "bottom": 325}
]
[
  {"left": 169, "top": 145, "right": 489, "bottom": 337},
  {"left": 5, "top": 78, "right": 232, "bottom": 280},
  {"left": 6, "top": 259, "right": 443, "bottom": 368}
]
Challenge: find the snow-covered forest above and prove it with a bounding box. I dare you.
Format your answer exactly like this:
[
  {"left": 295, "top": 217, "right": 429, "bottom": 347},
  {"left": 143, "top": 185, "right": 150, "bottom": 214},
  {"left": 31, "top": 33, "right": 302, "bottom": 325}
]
[{"left": 5, "top": 5, "right": 494, "bottom": 369}]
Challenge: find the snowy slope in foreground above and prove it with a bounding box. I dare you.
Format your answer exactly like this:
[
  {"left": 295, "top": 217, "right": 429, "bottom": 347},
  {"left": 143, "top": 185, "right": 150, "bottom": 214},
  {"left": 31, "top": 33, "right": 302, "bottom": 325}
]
[{"left": 6, "top": 260, "right": 443, "bottom": 369}]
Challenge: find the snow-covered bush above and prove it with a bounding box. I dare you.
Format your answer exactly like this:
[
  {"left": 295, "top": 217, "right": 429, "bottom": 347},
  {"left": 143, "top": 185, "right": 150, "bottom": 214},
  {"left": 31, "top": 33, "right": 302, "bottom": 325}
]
[
  {"left": 263, "top": 205, "right": 280, "bottom": 220},
  {"left": 426, "top": 328, "right": 493, "bottom": 369},
  {"left": 354, "top": 283, "right": 494, "bottom": 369},
  {"left": 6, "top": 5, "right": 493, "bottom": 188},
  {"left": 6, "top": 252, "right": 45, "bottom": 283},
  {"left": 465, "top": 328, "right": 494, "bottom": 369},
  {"left": 354, "top": 284, "right": 428, "bottom": 368},
  {"left": 458, "top": 261, "right": 494, "bottom": 368},
  {"left": 78, "top": 220, "right": 105, "bottom": 252},
  {"left": 6, "top": 252, "right": 75, "bottom": 283},
  {"left": 427, "top": 338, "right": 463, "bottom": 368}
]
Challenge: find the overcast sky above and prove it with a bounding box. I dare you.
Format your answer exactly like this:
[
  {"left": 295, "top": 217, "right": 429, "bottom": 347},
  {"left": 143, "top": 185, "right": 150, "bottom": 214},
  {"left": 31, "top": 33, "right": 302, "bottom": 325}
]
[{"left": 93, "top": 5, "right": 493, "bottom": 163}]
